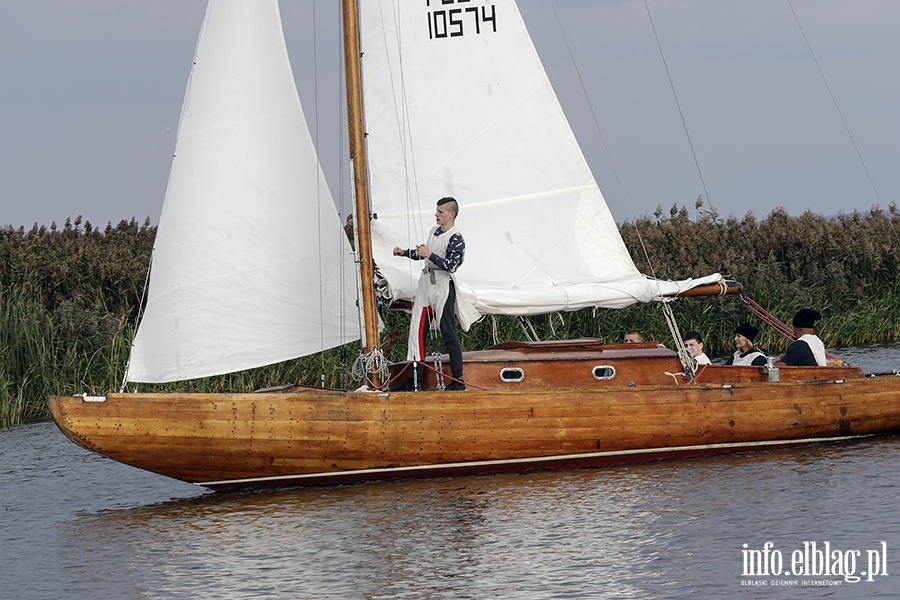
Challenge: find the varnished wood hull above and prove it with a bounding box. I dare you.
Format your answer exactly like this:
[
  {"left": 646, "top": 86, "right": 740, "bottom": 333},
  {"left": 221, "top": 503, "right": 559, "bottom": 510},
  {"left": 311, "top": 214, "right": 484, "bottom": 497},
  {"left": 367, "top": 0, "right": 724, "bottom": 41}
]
[{"left": 48, "top": 371, "right": 900, "bottom": 491}]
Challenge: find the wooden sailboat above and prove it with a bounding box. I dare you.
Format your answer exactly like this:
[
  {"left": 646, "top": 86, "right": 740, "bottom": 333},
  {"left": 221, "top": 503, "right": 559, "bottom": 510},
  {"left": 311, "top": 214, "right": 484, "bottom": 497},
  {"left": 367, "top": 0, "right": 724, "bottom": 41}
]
[{"left": 48, "top": 0, "right": 900, "bottom": 491}]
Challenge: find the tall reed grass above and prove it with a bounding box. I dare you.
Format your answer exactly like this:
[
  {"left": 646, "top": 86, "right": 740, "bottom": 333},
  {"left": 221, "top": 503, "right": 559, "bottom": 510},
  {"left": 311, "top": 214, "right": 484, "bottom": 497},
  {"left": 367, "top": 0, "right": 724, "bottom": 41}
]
[{"left": 2, "top": 205, "right": 899, "bottom": 427}]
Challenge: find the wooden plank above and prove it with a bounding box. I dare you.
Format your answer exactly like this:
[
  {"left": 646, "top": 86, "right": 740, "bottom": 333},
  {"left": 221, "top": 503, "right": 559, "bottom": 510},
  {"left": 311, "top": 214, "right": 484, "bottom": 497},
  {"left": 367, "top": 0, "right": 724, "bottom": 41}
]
[{"left": 47, "top": 374, "right": 900, "bottom": 486}]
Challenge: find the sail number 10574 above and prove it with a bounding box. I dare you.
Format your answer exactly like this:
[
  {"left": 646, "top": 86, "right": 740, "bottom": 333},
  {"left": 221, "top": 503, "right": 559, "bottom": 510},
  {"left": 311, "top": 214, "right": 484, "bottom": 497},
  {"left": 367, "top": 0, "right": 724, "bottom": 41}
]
[{"left": 426, "top": 1, "right": 498, "bottom": 39}]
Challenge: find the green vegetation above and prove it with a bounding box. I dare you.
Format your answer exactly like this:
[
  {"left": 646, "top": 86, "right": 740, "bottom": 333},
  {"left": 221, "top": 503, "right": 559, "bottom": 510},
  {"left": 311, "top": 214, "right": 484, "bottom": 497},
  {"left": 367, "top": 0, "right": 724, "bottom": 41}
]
[
  {"left": 1, "top": 217, "right": 153, "bottom": 427},
  {"left": 2, "top": 205, "right": 899, "bottom": 427}
]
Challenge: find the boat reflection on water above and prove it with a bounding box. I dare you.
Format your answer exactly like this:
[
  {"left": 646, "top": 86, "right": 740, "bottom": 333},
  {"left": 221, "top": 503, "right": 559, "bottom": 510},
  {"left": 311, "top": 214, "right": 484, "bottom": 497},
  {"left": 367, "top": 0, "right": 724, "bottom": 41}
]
[{"left": 55, "top": 432, "right": 900, "bottom": 598}]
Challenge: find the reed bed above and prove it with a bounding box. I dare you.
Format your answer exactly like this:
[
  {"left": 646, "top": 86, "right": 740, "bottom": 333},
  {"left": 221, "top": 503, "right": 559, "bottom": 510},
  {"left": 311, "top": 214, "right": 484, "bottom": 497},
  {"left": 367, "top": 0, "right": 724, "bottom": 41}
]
[{"left": 2, "top": 205, "right": 899, "bottom": 427}]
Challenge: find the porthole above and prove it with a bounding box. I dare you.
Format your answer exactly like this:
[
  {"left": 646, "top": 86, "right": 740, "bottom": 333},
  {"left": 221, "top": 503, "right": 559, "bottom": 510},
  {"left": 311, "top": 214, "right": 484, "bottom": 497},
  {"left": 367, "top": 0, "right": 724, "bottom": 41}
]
[
  {"left": 592, "top": 365, "right": 616, "bottom": 380},
  {"left": 500, "top": 367, "right": 525, "bottom": 382}
]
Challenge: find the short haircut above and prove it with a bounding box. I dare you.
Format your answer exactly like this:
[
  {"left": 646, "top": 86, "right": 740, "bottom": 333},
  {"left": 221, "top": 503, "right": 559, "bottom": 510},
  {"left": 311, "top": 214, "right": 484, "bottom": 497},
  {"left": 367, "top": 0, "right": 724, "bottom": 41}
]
[
  {"left": 437, "top": 196, "right": 459, "bottom": 217},
  {"left": 683, "top": 330, "right": 703, "bottom": 344}
]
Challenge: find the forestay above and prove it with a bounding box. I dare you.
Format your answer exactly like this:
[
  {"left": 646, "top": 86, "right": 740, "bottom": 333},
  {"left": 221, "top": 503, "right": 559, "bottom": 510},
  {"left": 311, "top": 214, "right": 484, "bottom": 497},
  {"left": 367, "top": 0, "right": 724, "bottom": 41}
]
[
  {"left": 126, "top": 0, "right": 359, "bottom": 383},
  {"left": 360, "top": 0, "right": 721, "bottom": 317}
]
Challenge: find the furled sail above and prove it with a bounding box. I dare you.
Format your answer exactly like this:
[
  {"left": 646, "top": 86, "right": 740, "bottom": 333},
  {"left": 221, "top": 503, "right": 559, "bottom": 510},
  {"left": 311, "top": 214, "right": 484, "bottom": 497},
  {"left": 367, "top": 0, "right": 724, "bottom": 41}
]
[
  {"left": 360, "top": 0, "right": 722, "bottom": 316},
  {"left": 126, "top": 0, "right": 359, "bottom": 383}
]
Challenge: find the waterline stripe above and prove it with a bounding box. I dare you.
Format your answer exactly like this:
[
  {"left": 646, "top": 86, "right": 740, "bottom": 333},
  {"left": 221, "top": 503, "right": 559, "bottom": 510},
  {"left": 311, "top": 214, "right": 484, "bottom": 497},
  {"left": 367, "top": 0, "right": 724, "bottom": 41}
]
[{"left": 196, "top": 434, "right": 873, "bottom": 488}]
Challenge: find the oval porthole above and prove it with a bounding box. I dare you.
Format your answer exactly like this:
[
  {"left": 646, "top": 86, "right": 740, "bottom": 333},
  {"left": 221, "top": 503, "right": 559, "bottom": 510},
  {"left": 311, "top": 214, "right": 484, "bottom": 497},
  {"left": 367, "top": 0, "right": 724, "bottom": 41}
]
[
  {"left": 500, "top": 367, "right": 525, "bottom": 382},
  {"left": 592, "top": 365, "right": 616, "bottom": 381}
]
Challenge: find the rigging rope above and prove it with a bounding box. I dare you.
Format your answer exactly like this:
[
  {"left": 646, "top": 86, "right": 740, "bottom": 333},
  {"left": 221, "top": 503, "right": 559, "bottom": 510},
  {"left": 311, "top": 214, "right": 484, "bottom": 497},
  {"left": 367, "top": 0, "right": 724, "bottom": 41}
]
[
  {"left": 119, "top": 255, "right": 153, "bottom": 393},
  {"left": 546, "top": 1, "right": 660, "bottom": 283},
  {"left": 311, "top": 0, "right": 330, "bottom": 386},
  {"left": 661, "top": 301, "right": 696, "bottom": 382},
  {"left": 740, "top": 293, "right": 841, "bottom": 362},
  {"left": 517, "top": 316, "right": 540, "bottom": 342},
  {"left": 642, "top": 0, "right": 718, "bottom": 220},
  {"left": 351, "top": 346, "right": 390, "bottom": 389},
  {"left": 547, "top": 0, "right": 697, "bottom": 350},
  {"left": 787, "top": 0, "right": 881, "bottom": 205},
  {"left": 786, "top": 2, "right": 900, "bottom": 256},
  {"left": 491, "top": 315, "right": 501, "bottom": 346}
]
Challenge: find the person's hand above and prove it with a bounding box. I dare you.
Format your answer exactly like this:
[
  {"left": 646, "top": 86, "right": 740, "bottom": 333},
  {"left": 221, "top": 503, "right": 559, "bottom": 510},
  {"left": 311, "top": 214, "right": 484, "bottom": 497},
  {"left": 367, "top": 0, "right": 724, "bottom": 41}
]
[
  {"left": 415, "top": 244, "right": 431, "bottom": 259},
  {"left": 393, "top": 246, "right": 404, "bottom": 256}
]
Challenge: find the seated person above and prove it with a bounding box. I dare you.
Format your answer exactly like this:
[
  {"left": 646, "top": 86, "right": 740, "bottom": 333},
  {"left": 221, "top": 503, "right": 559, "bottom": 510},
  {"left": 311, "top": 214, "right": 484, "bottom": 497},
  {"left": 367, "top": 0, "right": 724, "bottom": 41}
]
[
  {"left": 776, "top": 309, "right": 827, "bottom": 367},
  {"left": 725, "top": 323, "right": 767, "bottom": 366},
  {"left": 623, "top": 330, "right": 643, "bottom": 343},
  {"left": 682, "top": 331, "right": 711, "bottom": 364}
]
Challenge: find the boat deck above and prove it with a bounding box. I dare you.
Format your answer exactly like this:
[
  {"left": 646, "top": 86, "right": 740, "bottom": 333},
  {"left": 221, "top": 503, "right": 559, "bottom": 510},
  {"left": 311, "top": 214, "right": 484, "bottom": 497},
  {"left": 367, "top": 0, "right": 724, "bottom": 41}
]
[{"left": 386, "top": 339, "right": 864, "bottom": 391}]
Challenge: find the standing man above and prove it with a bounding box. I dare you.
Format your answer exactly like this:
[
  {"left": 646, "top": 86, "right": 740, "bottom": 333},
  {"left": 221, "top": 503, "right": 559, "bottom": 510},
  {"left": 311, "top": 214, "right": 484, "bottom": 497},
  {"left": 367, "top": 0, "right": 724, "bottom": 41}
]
[
  {"left": 776, "top": 309, "right": 827, "bottom": 367},
  {"left": 682, "top": 331, "right": 711, "bottom": 365},
  {"left": 393, "top": 197, "right": 467, "bottom": 390},
  {"left": 725, "top": 323, "right": 767, "bottom": 366}
]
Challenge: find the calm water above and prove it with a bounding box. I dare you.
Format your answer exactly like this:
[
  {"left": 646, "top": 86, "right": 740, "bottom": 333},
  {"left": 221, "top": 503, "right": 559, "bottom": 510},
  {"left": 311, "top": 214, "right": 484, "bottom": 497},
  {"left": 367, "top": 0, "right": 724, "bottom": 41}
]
[{"left": 2, "top": 344, "right": 899, "bottom": 599}]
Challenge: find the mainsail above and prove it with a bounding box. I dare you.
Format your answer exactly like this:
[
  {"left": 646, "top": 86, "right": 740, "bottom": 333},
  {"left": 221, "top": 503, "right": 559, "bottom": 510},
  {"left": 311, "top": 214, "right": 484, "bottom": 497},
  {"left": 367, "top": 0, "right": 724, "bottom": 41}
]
[
  {"left": 360, "top": 0, "right": 722, "bottom": 316},
  {"left": 125, "top": 0, "right": 358, "bottom": 383},
  {"left": 126, "top": 0, "right": 723, "bottom": 384}
]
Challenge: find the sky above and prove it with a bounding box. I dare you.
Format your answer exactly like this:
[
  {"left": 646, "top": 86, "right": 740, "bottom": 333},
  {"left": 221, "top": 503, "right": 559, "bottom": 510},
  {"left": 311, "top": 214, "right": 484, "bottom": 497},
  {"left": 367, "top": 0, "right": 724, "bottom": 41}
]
[{"left": 1, "top": 0, "right": 898, "bottom": 229}]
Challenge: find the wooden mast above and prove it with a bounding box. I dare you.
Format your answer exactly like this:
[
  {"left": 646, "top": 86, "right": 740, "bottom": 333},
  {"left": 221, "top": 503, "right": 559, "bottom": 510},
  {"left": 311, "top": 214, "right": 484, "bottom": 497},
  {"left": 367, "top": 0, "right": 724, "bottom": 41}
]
[{"left": 342, "top": 0, "right": 381, "bottom": 385}]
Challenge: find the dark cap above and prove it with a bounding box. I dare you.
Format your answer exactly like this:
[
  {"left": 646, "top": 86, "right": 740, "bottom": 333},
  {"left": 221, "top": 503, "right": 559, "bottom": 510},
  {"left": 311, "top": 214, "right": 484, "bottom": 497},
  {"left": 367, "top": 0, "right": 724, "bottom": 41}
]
[
  {"left": 735, "top": 323, "right": 758, "bottom": 342},
  {"left": 792, "top": 308, "right": 822, "bottom": 329}
]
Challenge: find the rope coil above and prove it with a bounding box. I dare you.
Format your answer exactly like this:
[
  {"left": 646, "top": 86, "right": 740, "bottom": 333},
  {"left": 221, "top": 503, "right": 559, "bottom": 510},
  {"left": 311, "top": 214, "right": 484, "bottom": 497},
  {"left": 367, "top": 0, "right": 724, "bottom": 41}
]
[{"left": 351, "top": 348, "right": 390, "bottom": 388}]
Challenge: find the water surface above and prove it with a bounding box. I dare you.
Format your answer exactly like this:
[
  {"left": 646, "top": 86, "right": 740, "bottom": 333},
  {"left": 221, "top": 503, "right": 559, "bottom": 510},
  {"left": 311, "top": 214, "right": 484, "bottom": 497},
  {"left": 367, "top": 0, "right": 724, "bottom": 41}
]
[{"left": 2, "top": 345, "right": 899, "bottom": 598}]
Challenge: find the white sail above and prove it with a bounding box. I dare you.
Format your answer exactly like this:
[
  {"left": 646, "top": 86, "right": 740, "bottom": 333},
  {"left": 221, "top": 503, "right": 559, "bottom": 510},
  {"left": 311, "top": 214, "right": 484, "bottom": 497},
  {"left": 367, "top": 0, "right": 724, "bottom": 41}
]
[
  {"left": 126, "top": 0, "right": 359, "bottom": 383},
  {"left": 360, "top": 0, "right": 722, "bottom": 317}
]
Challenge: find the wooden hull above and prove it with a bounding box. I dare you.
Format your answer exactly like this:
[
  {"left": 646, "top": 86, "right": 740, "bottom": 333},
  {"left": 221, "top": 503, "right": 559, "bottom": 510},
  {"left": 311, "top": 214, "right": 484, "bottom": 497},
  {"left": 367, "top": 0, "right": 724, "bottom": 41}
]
[{"left": 48, "top": 370, "right": 900, "bottom": 491}]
